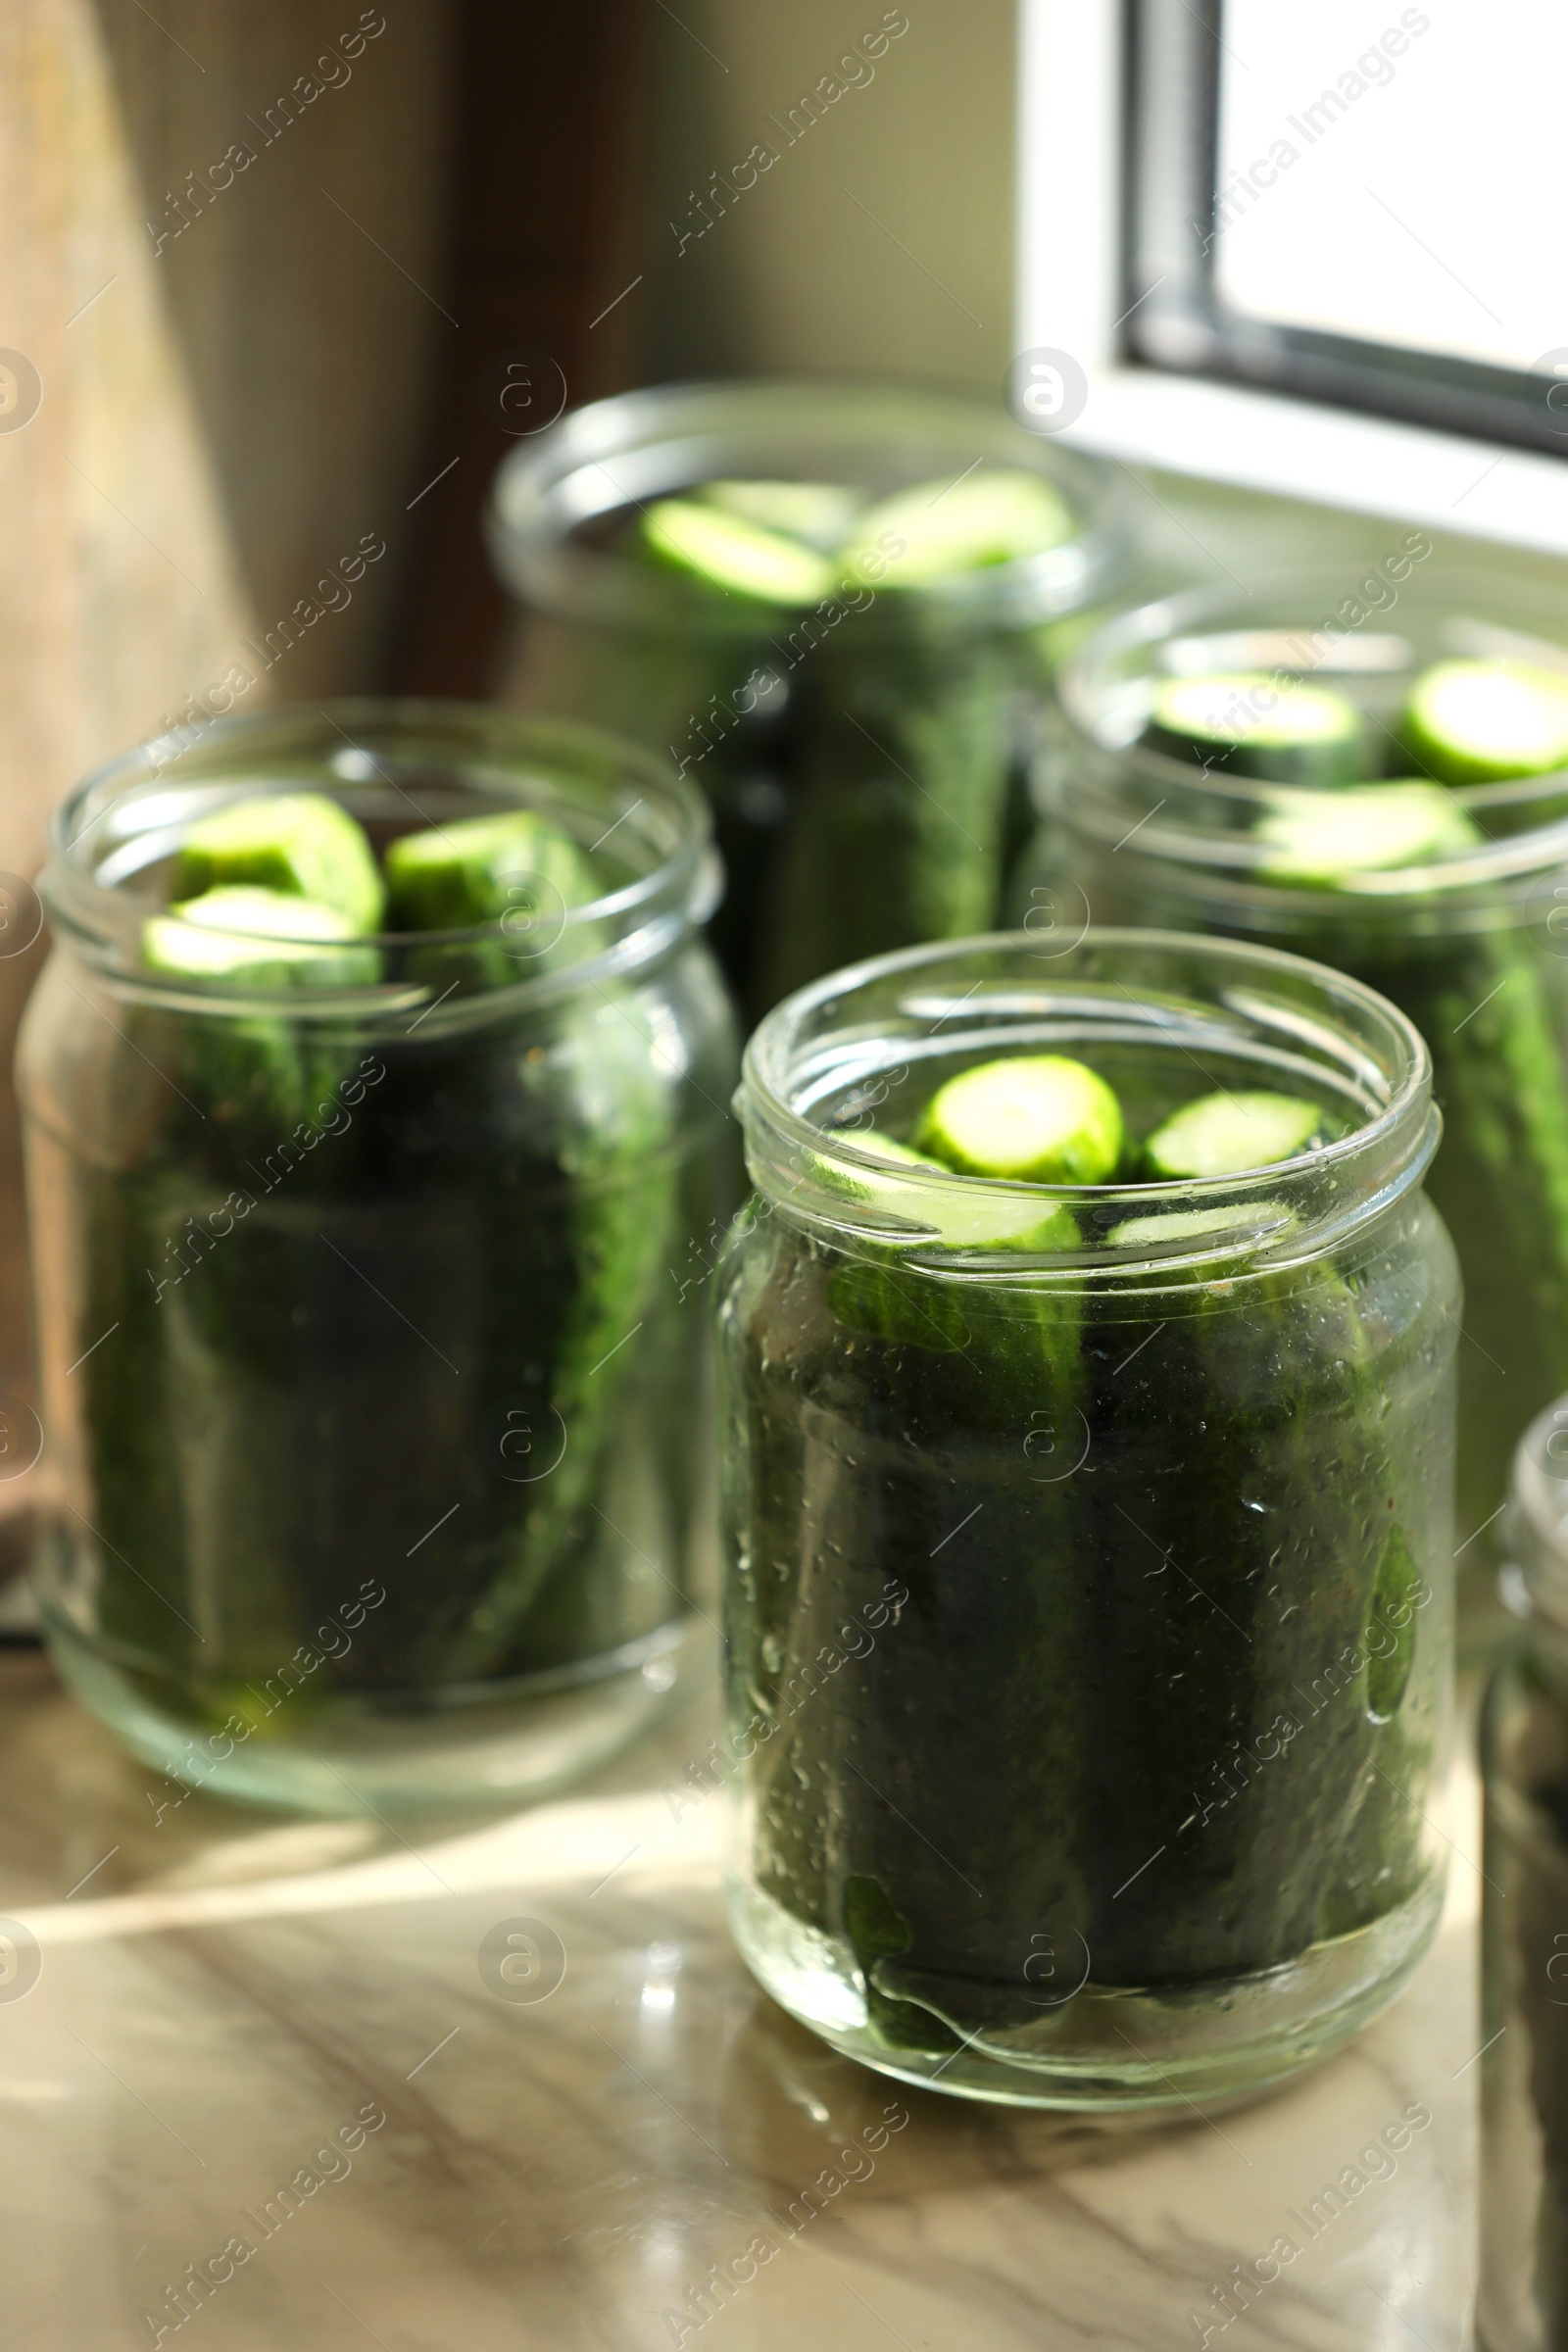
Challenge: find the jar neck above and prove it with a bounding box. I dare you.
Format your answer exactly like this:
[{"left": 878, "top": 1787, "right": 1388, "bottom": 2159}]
[
  {"left": 1042, "top": 758, "right": 1568, "bottom": 945},
  {"left": 42, "top": 699, "right": 717, "bottom": 1020},
  {"left": 487, "top": 377, "right": 1130, "bottom": 638},
  {"left": 739, "top": 929, "right": 1438, "bottom": 1277},
  {"left": 1051, "top": 564, "right": 1568, "bottom": 941}
]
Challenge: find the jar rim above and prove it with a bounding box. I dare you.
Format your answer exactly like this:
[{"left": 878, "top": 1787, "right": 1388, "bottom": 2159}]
[
  {"left": 1049, "top": 565, "right": 1568, "bottom": 921},
  {"left": 41, "top": 698, "right": 718, "bottom": 1017},
  {"left": 737, "top": 927, "right": 1438, "bottom": 1275},
  {"left": 486, "top": 376, "right": 1132, "bottom": 636}
]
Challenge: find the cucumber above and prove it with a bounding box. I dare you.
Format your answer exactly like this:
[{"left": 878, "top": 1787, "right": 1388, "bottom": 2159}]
[
  {"left": 1144, "top": 670, "right": 1365, "bottom": 784},
  {"left": 171, "top": 793, "right": 384, "bottom": 934},
  {"left": 383, "top": 808, "right": 600, "bottom": 932},
  {"left": 141, "top": 889, "right": 376, "bottom": 1137},
  {"left": 1399, "top": 656, "right": 1568, "bottom": 785},
  {"left": 701, "top": 478, "right": 861, "bottom": 553},
  {"left": 1256, "top": 782, "right": 1480, "bottom": 883},
  {"left": 1106, "top": 1200, "right": 1295, "bottom": 1250},
  {"left": 1143, "top": 1091, "right": 1324, "bottom": 1180},
  {"left": 143, "top": 887, "right": 381, "bottom": 991},
  {"left": 841, "top": 469, "right": 1074, "bottom": 588},
  {"left": 641, "top": 499, "right": 836, "bottom": 606},
  {"left": 913, "top": 1054, "right": 1123, "bottom": 1183},
  {"left": 822, "top": 1132, "right": 1080, "bottom": 1250}
]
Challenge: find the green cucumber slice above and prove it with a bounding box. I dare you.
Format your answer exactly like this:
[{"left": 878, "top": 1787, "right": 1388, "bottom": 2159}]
[
  {"left": 817, "top": 1131, "right": 1078, "bottom": 1251},
  {"left": 1144, "top": 670, "right": 1365, "bottom": 785},
  {"left": 1107, "top": 1200, "right": 1295, "bottom": 1250},
  {"left": 383, "top": 809, "right": 601, "bottom": 932},
  {"left": 1256, "top": 781, "right": 1480, "bottom": 884},
  {"left": 143, "top": 887, "right": 380, "bottom": 989},
  {"left": 701, "top": 478, "right": 860, "bottom": 553},
  {"left": 641, "top": 498, "right": 836, "bottom": 605},
  {"left": 914, "top": 1054, "right": 1123, "bottom": 1184},
  {"left": 1399, "top": 656, "right": 1568, "bottom": 785},
  {"left": 1143, "top": 1092, "right": 1324, "bottom": 1180},
  {"left": 841, "top": 469, "right": 1074, "bottom": 588},
  {"left": 171, "top": 793, "right": 384, "bottom": 934}
]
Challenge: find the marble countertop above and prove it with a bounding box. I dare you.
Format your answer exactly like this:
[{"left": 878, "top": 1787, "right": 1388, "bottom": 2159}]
[{"left": 0, "top": 1644, "right": 1481, "bottom": 2351}]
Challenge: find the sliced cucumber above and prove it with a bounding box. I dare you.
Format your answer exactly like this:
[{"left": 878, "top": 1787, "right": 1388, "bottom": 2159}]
[
  {"left": 1256, "top": 781, "right": 1481, "bottom": 884},
  {"left": 143, "top": 887, "right": 381, "bottom": 990},
  {"left": 841, "top": 469, "right": 1074, "bottom": 588},
  {"left": 1107, "top": 1200, "right": 1296, "bottom": 1250},
  {"left": 820, "top": 1132, "right": 944, "bottom": 1192},
  {"left": 1399, "top": 656, "right": 1568, "bottom": 785},
  {"left": 1143, "top": 1091, "right": 1324, "bottom": 1181},
  {"left": 384, "top": 809, "right": 601, "bottom": 932},
  {"left": 914, "top": 1054, "right": 1123, "bottom": 1184},
  {"left": 1144, "top": 670, "right": 1365, "bottom": 785},
  {"left": 641, "top": 499, "right": 836, "bottom": 605},
  {"left": 171, "top": 792, "right": 384, "bottom": 934},
  {"left": 816, "top": 1130, "right": 1077, "bottom": 1250},
  {"left": 701, "top": 478, "right": 861, "bottom": 553}
]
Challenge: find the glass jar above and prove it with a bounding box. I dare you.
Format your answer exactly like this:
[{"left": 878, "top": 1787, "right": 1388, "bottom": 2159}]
[
  {"left": 19, "top": 703, "right": 738, "bottom": 1814},
  {"left": 1019, "top": 566, "right": 1568, "bottom": 1626},
  {"left": 1481, "top": 1396, "right": 1568, "bottom": 2351},
  {"left": 717, "top": 930, "right": 1457, "bottom": 2109},
  {"left": 487, "top": 379, "right": 1129, "bottom": 1024}
]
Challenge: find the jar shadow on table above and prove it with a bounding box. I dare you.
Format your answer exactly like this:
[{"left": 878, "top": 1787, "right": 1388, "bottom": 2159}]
[{"left": 0, "top": 1636, "right": 721, "bottom": 1908}]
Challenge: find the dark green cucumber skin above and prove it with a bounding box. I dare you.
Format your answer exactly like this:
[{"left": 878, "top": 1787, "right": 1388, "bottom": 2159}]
[
  {"left": 501, "top": 604, "right": 1081, "bottom": 1024},
  {"left": 716, "top": 1197, "right": 1454, "bottom": 2039},
  {"left": 26, "top": 947, "right": 737, "bottom": 1735},
  {"left": 1023, "top": 834, "right": 1568, "bottom": 1557}
]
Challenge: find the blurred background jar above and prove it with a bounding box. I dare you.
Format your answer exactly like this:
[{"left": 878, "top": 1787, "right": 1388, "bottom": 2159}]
[
  {"left": 18, "top": 703, "right": 737, "bottom": 1815},
  {"left": 1481, "top": 1395, "right": 1568, "bottom": 2351},
  {"left": 1015, "top": 567, "right": 1568, "bottom": 1641},
  {"left": 487, "top": 379, "right": 1129, "bottom": 1024}
]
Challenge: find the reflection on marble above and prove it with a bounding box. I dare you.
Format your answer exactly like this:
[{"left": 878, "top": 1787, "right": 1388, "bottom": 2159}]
[{"left": 0, "top": 1648, "right": 1480, "bottom": 2350}]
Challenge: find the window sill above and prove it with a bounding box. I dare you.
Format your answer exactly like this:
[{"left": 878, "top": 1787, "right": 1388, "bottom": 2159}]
[{"left": 1056, "top": 368, "right": 1568, "bottom": 563}]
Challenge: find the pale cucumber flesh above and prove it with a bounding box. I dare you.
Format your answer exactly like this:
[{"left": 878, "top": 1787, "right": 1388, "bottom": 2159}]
[
  {"left": 1144, "top": 670, "right": 1365, "bottom": 785},
  {"left": 1144, "top": 1091, "right": 1323, "bottom": 1181},
  {"left": 1399, "top": 657, "right": 1568, "bottom": 785},
  {"left": 913, "top": 1054, "right": 1124, "bottom": 1184}
]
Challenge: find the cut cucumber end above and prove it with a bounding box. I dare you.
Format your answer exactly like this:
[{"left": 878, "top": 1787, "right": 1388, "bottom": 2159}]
[
  {"left": 913, "top": 1054, "right": 1124, "bottom": 1184},
  {"left": 144, "top": 886, "right": 381, "bottom": 989},
  {"left": 1399, "top": 656, "right": 1568, "bottom": 785},
  {"left": 1143, "top": 1091, "right": 1325, "bottom": 1181},
  {"left": 841, "top": 469, "right": 1075, "bottom": 588},
  {"left": 1255, "top": 781, "right": 1481, "bottom": 884},
  {"left": 1144, "top": 670, "right": 1365, "bottom": 785},
  {"left": 641, "top": 498, "right": 837, "bottom": 605},
  {"left": 1107, "top": 1200, "right": 1296, "bottom": 1250},
  {"left": 171, "top": 792, "right": 385, "bottom": 934},
  {"left": 383, "top": 809, "right": 601, "bottom": 932},
  {"left": 814, "top": 1129, "right": 1079, "bottom": 1251},
  {"left": 700, "top": 478, "right": 861, "bottom": 553}
]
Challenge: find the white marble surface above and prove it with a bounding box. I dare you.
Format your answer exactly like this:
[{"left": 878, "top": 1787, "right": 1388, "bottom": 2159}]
[{"left": 0, "top": 1646, "right": 1483, "bottom": 2351}]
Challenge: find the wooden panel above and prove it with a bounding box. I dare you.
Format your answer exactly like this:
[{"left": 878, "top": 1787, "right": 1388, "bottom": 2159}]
[
  {"left": 392, "top": 0, "right": 652, "bottom": 693},
  {"left": 0, "top": 0, "right": 462, "bottom": 1535}
]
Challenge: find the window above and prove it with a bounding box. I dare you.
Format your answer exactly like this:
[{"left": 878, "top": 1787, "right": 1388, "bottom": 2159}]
[{"left": 1124, "top": 0, "right": 1568, "bottom": 455}]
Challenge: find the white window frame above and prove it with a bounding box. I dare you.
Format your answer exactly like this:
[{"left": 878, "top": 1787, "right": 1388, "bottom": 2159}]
[{"left": 1016, "top": 0, "right": 1568, "bottom": 558}]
